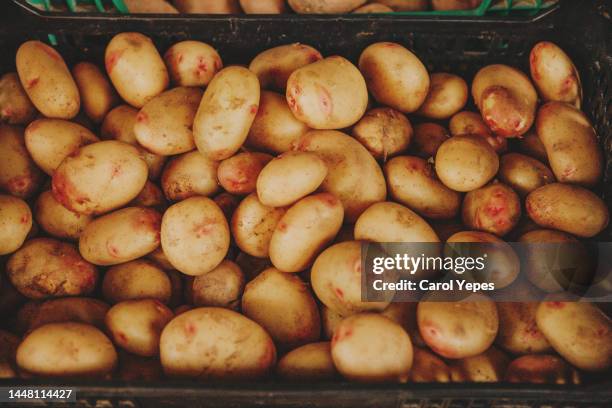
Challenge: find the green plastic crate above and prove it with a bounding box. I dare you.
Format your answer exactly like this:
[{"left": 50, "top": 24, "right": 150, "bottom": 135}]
[{"left": 25, "top": 0, "right": 127, "bottom": 13}]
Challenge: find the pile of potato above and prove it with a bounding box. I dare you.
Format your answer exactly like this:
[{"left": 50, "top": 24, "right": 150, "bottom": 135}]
[{"left": 0, "top": 32, "right": 610, "bottom": 384}]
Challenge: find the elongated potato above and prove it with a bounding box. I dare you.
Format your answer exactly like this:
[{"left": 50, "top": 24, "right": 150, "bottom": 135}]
[
  {"left": 193, "top": 66, "right": 260, "bottom": 160},
  {"left": 103, "top": 260, "right": 171, "bottom": 304},
  {"left": 499, "top": 153, "right": 554, "bottom": 197},
  {"left": 16, "top": 41, "right": 80, "bottom": 119},
  {"left": 218, "top": 152, "right": 272, "bottom": 195},
  {"left": 462, "top": 183, "right": 521, "bottom": 237},
  {"left": 0, "top": 72, "right": 37, "bottom": 125},
  {"left": 185, "top": 260, "right": 245, "bottom": 310},
  {"left": 385, "top": 156, "right": 461, "bottom": 220},
  {"left": 530, "top": 42, "right": 582, "bottom": 108},
  {"left": 411, "top": 123, "right": 449, "bottom": 159},
  {"left": 288, "top": 0, "right": 366, "bottom": 13},
  {"left": 161, "top": 197, "right": 230, "bottom": 276},
  {"left": 410, "top": 347, "right": 451, "bottom": 383},
  {"left": 24, "top": 119, "right": 99, "bottom": 175},
  {"left": 72, "top": 62, "right": 119, "bottom": 123},
  {"left": 160, "top": 307, "right": 276, "bottom": 380},
  {"left": 242, "top": 267, "right": 320, "bottom": 348},
  {"left": 173, "top": 0, "right": 241, "bottom": 13},
  {"left": 0, "top": 125, "right": 44, "bottom": 199},
  {"left": 161, "top": 151, "right": 219, "bottom": 201},
  {"left": 526, "top": 183, "right": 609, "bottom": 238},
  {"left": 505, "top": 354, "right": 580, "bottom": 384},
  {"left": 164, "top": 41, "right": 223, "bottom": 87},
  {"left": 358, "top": 42, "right": 429, "bottom": 113},
  {"left": 35, "top": 190, "right": 92, "bottom": 240},
  {"left": 536, "top": 102, "right": 602, "bottom": 186},
  {"left": 240, "top": 0, "right": 286, "bottom": 13},
  {"left": 352, "top": 107, "right": 412, "bottom": 160},
  {"left": 496, "top": 302, "right": 551, "bottom": 355},
  {"left": 332, "top": 313, "right": 413, "bottom": 382},
  {"left": 449, "top": 111, "right": 507, "bottom": 153},
  {"left": 277, "top": 342, "right": 337, "bottom": 381},
  {"left": 417, "top": 73, "right": 468, "bottom": 119},
  {"left": 0, "top": 195, "right": 32, "bottom": 255},
  {"left": 26, "top": 297, "right": 109, "bottom": 332},
  {"left": 449, "top": 347, "right": 509, "bottom": 382}
]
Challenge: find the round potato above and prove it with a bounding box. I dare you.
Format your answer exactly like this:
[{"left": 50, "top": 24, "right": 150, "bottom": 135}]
[
  {"left": 462, "top": 183, "right": 521, "bottom": 237},
  {"left": 160, "top": 307, "right": 276, "bottom": 380},
  {"left": 105, "top": 32, "right": 169, "bottom": 108},
  {"left": 358, "top": 42, "right": 429, "bottom": 113},
  {"left": 106, "top": 299, "right": 174, "bottom": 357},
  {"left": 0, "top": 195, "right": 32, "bottom": 255},
  {"left": 499, "top": 153, "right": 554, "bottom": 197},
  {"left": 16, "top": 41, "right": 80, "bottom": 119},
  {"left": 449, "top": 347, "right": 509, "bottom": 382},
  {"left": 277, "top": 342, "right": 337, "bottom": 381},
  {"left": 173, "top": 0, "right": 240, "bottom": 13},
  {"left": 0, "top": 72, "right": 37, "bottom": 124},
  {"left": 506, "top": 354, "right": 580, "bottom": 384},
  {"left": 269, "top": 193, "right": 343, "bottom": 273},
  {"left": 164, "top": 40, "right": 222, "bottom": 87},
  {"left": 496, "top": 302, "right": 551, "bottom": 355},
  {"left": 218, "top": 152, "right": 272, "bottom": 195},
  {"left": 103, "top": 260, "right": 171, "bottom": 304},
  {"left": 193, "top": 66, "right": 260, "bottom": 160},
  {"left": 130, "top": 181, "right": 167, "bottom": 211},
  {"left": 35, "top": 190, "right": 92, "bottom": 240},
  {"left": 536, "top": 101, "right": 602, "bottom": 186},
  {"left": 417, "top": 73, "right": 468, "bottom": 119},
  {"left": 449, "top": 111, "right": 507, "bottom": 153},
  {"left": 410, "top": 347, "right": 451, "bottom": 383},
  {"left": 161, "top": 197, "right": 230, "bottom": 276},
  {"left": 352, "top": 107, "right": 412, "bottom": 160},
  {"left": 530, "top": 42, "right": 582, "bottom": 108},
  {"left": 385, "top": 156, "right": 461, "bottom": 220},
  {"left": 288, "top": 0, "right": 366, "bottom": 13},
  {"left": 353, "top": 3, "right": 393, "bottom": 12},
  {"left": 435, "top": 134, "right": 499, "bottom": 192},
  {"left": 72, "top": 62, "right": 119, "bottom": 123},
  {"left": 161, "top": 151, "right": 219, "bottom": 201},
  {"left": 7, "top": 238, "right": 98, "bottom": 299},
  {"left": 526, "top": 183, "right": 609, "bottom": 238},
  {"left": 185, "top": 260, "right": 245, "bottom": 310},
  {"left": 332, "top": 313, "right": 413, "bottom": 383},
  {"left": 0, "top": 125, "right": 44, "bottom": 199},
  {"left": 240, "top": 0, "right": 286, "bottom": 13},
  {"left": 16, "top": 322, "right": 117, "bottom": 377},
  {"left": 411, "top": 123, "right": 449, "bottom": 159}
]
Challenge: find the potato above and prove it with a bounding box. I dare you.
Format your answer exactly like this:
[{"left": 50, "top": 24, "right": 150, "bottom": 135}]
[
  {"left": 79, "top": 207, "right": 161, "bottom": 266},
  {"left": 277, "top": 342, "right": 337, "bottom": 381},
  {"left": 72, "top": 62, "right": 118, "bottom": 123},
  {"left": 321, "top": 305, "right": 344, "bottom": 339},
  {"left": 7, "top": 238, "right": 97, "bottom": 299},
  {"left": 536, "top": 298, "right": 611, "bottom": 371},
  {"left": 103, "top": 260, "right": 171, "bottom": 304},
  {"left": 117, "top": 352, "right": 163, "bottom": 381},
  {"left": 498, "top": 153, "right": 554, "bottom": 197},
  {"left": 332, "top": 313, "right": 413, "bottom": 382},
  {"left": 218, "top": 152, "right": 272, "bottom": 195},
  {"left": 496, "top": 302, "right": 551, "bottom": 355},
  {"left": 161, "top": 151, "right": 219, "bottom": 201},
  {"left": 242, "top": 267, "right": 320, "bottom": 348},
  {"left": 161, "top": 196, "right": 230, "bottom": 276},
  {"left": 164, "top": 41, "right": 222, "bottom": 87},
  {"left": 410, "top": 347, "right": 451, "bottom": 383},
  {"left": 352, "top": 108, "right": 412, "bottom": 160},
  {"left": 193, "top": 66, "right": 260, "bottom": 160},
  {"left": 376, "top": 0, "right": 428, "bottom": 10},
  {"left": 185, "top": 263, "right": 244, "bottom": 310},
  {"left": 0, "top": 72, "right": 37, "bottom": 124},
  {"left": 16, "top": 322, "right": 117, "bottom": 377},
  {"left": 22, "top": 297, "right": 108, "bottom": 334},
  {"left": 358, "top": 42, "right": 429, "bottom": 113},
  {"left": 269, "top": 193, "right": 343, "bottom": 273},
  {"left": 0, "top": 125, "right": 44, "bottom": 199},
  {"left": 381, "top": 302, "right": 425, "bottom": 347},
  {"left": 385, "top": 156, "right": 461, "bottom": 220},
  {"left": 435, "top": 134, "right": 499, "bottom": 192},
  {"left": 353, "top": 3, "right": 393, "bottom": 12},
  {"left": 505, "top": 354, "right": 580, "bottom": 384},
  {"left": 411, "top": 123, "right": 449, "bottom": 159},
  {"left": 105, "top": 32, "right": 169, "bottom": 108},
  {"left": 240, "top": 0, "right": 286, "bottom": 13},
  {"left": 288, "top": 0, "right": 366, "bottom": 13},
  {"left": 295, "top": 130, "right": 387, "bottom": 222},
  {"left": 472, "top": 64, "right": 537, "bottom": 137},
  {"left": 0, "top": 195, "right": 32, "bottom": 255},
  {"left": 124, "top": 0, "right": 179, "bottom": 13},
  {"left": 173, "top": 0, "right": 241, "bottom": 13},
  {"left": 432, "top": 0, "right": 481, "bottom": 10},
  {"left": 519, "top": 128, "right": 548, "bottom": 163},
  {"left": 526, "top": 183, "right": 609, "bottom": 238},
  {"left": 449, "top": 111, "right": 507, "bottom": 153},
  {"left": 106, "top": 299, "right": 174, "bottom": 357},
  {"left": 312, "top": 241, "right": 389, "bottom": 316},
  {"left": 536, "top": 102, "right": 602, "bottom": 186},
  {"left": 249, "top": 44, "right": 322, "bottom": 92},
  {"left": 287, "top": 56, "right": 367, "bottom": 129},
  {"left": 246, "top": 91, "right": 311, "bottom": 154},
  {"left": 417, "top": 293, "right": 498, "bottom": 359},
  {"left": 52, "top": 140, "right": 148, "bottom": 215},
  {"left": 147, "top": 247, "right": 175, "bottom": 271},
  {"left": 130, "top": 181, "right": 167, "bottom": 211},
  {"left": 15, "top": 41, "right": 80, "bottom": 119},
  {"left": 34, "top": 190, "right": 92, "bottom": 240},
  {"left": 530, "top": 42, "right": 582, "bottom": 108},
  {"left": 449, "top": 347, "right": 509, "bottom": 382},
  {"left": 462, "top": 183, "right": 521, "bottom": 237},
  {"left": 24, "top": 119, "right": 99, "bottom": 176},
  {"left": 417, "top": 73, "right": 468, "bottom": 119},
  {"left": 160, "top": 307, "right": 276, "bottom": 379},
  {"left": 213, "top": 192, "right": 240, "bottom": 221},
  {"left": 231, "top": 193, "right": 286, "bottom": 258}
]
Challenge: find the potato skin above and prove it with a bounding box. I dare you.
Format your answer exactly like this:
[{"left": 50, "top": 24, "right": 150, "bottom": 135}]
[
  {"left": 72, "top": 62, "right": 119, "bottom": 124},
  {"left": 240, "top": 0, "right": 286, "bottom": 13},
  {"left": 277, "top": 342, "right": 337, "bottom": 381},
  {"left": 164, "top": 41, "right": 222, "bottom": 87},
  {"left": 462, "top": 183, "right": 521, "bottom": 237},
  {"left": 377, "top": 0, "right": 428, "bottom": 10},
  {"left": 105, "top": 33, "right": 169, "bottom": 108},
  {"left": 359, "top": 42, "right": 430, "bottom": 113},
  {"left": 16, "top": 41, "right": 80, "bottom": 119},
  {"left": 218, "top": 152, "right": 272, "bottom": 195},
  {"left": 536, "top": 102, "right": 602, "bottom": 186},
  {"left": 242, "top": 267, "right": 320, "bottom": 348},
  {"left": 417, "top": 73, "right": 468, "bottom": 119},
  {"left": 519, "top": 129, "right": 549, "bottom": 163},
  {"left": 496, "top": 302, "right": 551, "bottom": 355},
  {"left": 385, "top": 156, "right": 461, "bottom": 220},
  {"left": 161, "top": 151, "right": 219, "bottom": 201},
  {"left": 526, "top": 183, "right": 609, "bottom": 238},
  {"left": 26, "top": 297, "right": 109, "bottom": 332},
  {"left": 131, "top": 181, "right": 167, "bottom": 211},
  {"left": 352, "top": 107, "right": 412, "bottom": 160},
  {"left": 16, "top": 322, "right": 117, "bottom": 378},
  {"left": 449, "top": 111, "right": 507, "bottom": 153},
  {"left": 0, "top": 72, "right": 37, "bottom": 125},
  {"left": 288, "top": 0, "right": 366, "bottom": 13},
  {"left": 7, "top": 238, "right": 98, "bottom": 300},
  {"left": 186, "top": 260, "right": 245, "bottom": 310},
  {"left": 411, "top": 123, "right": 449, "bottom": 159},
  {"left": 536, "top": 299, "right": 611, "bottom": 372},
  {"left": 353, "top": 3, "right": 393, "bottom": 13},
  {"left": 173, "top": 0, "right": 241, "bottom": 13},
  {"left": 449, "top": 347, "right": 509, "bottom": 382},
  {"left": 530, "top": 42, "right": 582, "bottom": 108},
  {"left": 103, "top": 260, "right": 171, "bottom": 304},
  {"left": 505, "top": 354, "right": 580, "bottom": 384},
  {"left": 193, "top": 66, "right": 260, "bottom": 160},
  {"left": 161, "top": 197, "right": 230, "bottom": 276},
  {"left": 35, "top": 190, "right": 92, "bottom": 240},
  {"left": 332, "top": 313, "right": 413, "bottom": 383},
  {"left": 410, "top": 347, "right": 451, "bottom": 383},
  {"left": 123, "top": 0, "right": 179, "bottom": 13},
  {"left": 432, "top": 0, "right": 481, "bottom": 10},
  {"left": 0, "top": 195, "right": 32, "bottom": 255},
  {"left": 499, "top": 153, "right": 554, "bottom": 197},
  {"left": 0, "top": 125, "right": 44, "bottom": 199},
  {"left": 160, "top": 307, "right": 276, "bottom": 380}
]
